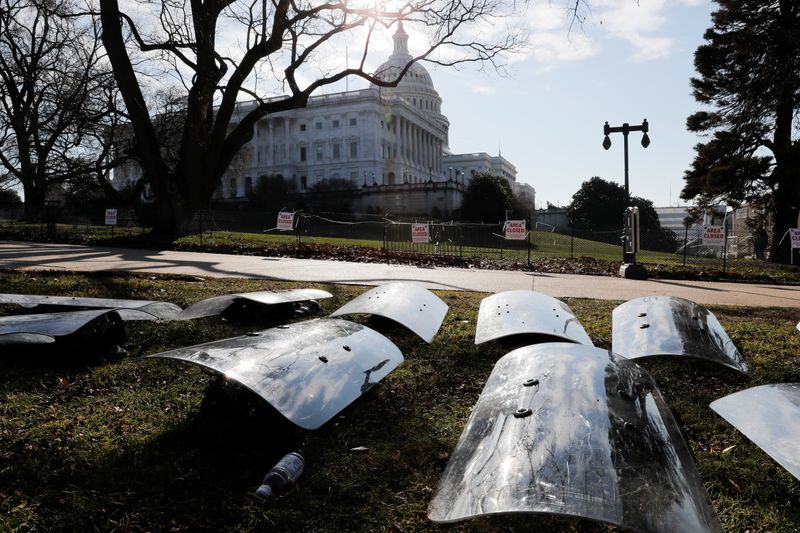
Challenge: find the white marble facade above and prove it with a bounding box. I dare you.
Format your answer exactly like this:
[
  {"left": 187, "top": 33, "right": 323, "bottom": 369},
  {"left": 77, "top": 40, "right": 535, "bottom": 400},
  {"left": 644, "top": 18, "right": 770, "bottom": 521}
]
[
  {"left": 114, "top": 23, "right": 520, "bottom": 211},
  {"left": 220, "top": 22, "right": 452, "bottom": 200}
]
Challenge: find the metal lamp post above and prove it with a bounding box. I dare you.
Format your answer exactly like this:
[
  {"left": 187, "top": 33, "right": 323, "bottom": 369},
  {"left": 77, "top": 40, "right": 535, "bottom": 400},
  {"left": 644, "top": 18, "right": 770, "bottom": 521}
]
[
  {"left": 603, "top": 119, "right": 650, "bottom": 276},
  {"left": 603, "top": 119, "right": 650, "bottom": 202}
]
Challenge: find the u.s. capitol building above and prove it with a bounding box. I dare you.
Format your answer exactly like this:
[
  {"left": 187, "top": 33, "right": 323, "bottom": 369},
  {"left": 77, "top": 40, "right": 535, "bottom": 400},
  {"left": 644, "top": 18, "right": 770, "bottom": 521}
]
[{"left": 114, "top": 23, "right": 523, "bottom": 216}]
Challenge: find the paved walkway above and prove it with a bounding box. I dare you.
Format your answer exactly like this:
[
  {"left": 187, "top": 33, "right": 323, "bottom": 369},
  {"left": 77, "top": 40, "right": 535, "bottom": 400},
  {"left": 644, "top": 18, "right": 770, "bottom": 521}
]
[{"left": 1, "top": 241, "right": 799, "bottom": 308}]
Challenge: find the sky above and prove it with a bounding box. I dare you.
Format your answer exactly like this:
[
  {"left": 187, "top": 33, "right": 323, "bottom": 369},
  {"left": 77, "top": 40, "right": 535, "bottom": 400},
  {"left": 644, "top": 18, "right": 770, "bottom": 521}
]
[
  {"left": 35, "top": 0, "right": 716, "bottom": 211},
  {"left": 332, "top": 0, "right": 717, "bottom": 210},
  {"left": 436, "top": 0, "right": 716, "bottom": 209}
]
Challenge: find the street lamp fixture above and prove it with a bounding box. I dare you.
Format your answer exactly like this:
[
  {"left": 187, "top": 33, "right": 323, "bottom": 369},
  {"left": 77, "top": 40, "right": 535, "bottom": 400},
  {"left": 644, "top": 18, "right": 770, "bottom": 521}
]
[
  {"left": 602, "top": 119, "right": 650, "bottom": 201},
  {"left": 602, "top": 119, "right": 651, "bottom": 273}
]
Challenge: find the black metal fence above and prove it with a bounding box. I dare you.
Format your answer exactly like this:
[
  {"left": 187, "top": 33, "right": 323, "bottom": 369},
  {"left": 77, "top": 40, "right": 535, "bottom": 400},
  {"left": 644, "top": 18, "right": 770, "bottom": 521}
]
[
  {"left": 0, "top": 206, "right": 786, "bottom": 272},
  {"left": 383, "top": 221, "right": 531, "bottom": 259}
]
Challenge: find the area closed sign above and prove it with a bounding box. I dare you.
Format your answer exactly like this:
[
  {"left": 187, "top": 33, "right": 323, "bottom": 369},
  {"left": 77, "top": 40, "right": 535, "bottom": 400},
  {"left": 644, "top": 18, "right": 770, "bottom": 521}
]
[
  {"left": 277, "top": 211, "right": 295, "bottom": 231},
  {"left": 504, "top": 220, "right": 527, "bottom": 240},
  {"left": 104, "top": 209, "right": 118, "bottom": 226},
  {"left": 790, "top": 228, "right": 800, "bottom": 249},
  {"left": 411, "top": 223, "right": 430, "bottom": 244},
  {"left": 702, "top": 225, "right": 725, "bottom": 247}
]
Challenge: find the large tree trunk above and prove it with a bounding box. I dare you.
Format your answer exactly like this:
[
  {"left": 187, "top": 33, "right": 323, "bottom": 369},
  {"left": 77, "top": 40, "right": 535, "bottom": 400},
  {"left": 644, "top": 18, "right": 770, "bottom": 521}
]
[
  {"left": 150, "top": 174, "right": 189, "bottom": 240},
  {"left": 149, "top": 166, "right": 218, "bottom": 239},
  {"left": 769, "top": 157, "right": 800, "bottom": 264},
  {"left": 21, "top": 179, "right": 46, "bottom": 222}
]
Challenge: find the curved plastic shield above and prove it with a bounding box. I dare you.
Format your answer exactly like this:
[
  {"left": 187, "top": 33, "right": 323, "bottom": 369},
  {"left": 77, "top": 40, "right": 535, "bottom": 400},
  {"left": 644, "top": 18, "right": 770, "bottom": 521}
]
[
  {"left": 710, "top": 383, "right": 800, "bottom": 481},
  {"left": 178, "top": 289, "right": 333, "bottom": 320},
  {"left": 0, "top": 309, "right": 123, "bottom": 346},
  {"left": 428, "top": 343, "right": 721, "bottom": 532},
  {"left": 330, "top": 283, "right": 448, "bottom": 343},
  {"left": 148, "top": 318, "right": 402, "bottom": 430},
  {"left": 0, "top": 333, "right": 56, "bottom": 346},
  {"left": 475, "top": 290, "right": 593, "bottom": 346},
  {"left": 0, "top": 293, "right": 181, "bottom": 321},
  {"left": 612, "top": 296, "right": 748, "bottom": 375}
]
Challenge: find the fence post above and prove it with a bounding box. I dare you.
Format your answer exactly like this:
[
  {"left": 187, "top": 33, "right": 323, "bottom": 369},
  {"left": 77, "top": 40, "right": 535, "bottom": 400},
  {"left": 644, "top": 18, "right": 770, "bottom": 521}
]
[
  {"left": 570, "top": 225, "right": 575, "bottom": 259},
  {"left": 527, "top": 233, "right": 531, "bottom": 267},
  {"left": 723, "top": 224, "right": 728, "bottom": 273},
  {"left": 683, "top": 225, "right": 688, "bottom": 266},
  {"left": 383, "top": 221, "right": 388, "bottom": 251},
  {"left": 459, "top": 225, "right": 463, "bottom": 258}
]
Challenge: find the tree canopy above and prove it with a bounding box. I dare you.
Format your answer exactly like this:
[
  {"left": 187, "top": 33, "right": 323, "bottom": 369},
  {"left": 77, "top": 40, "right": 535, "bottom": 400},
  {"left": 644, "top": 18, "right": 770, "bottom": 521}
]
[
  {"left": 568, "top": 177, "right": 661, "bottom": 228},
  {"left": 460, "top": 172, "right": 512, "bottom": 223},
  {"left": 98, "top": 0, "right": 534, "bottom": 237},
  {"left": 0, "top": 188, "right": 23, "bottom": 210},
  {"left": 568, "top": 177, "right": 676, "bottom": 252},
  {"left": 681, "top": 0, "right": 800, "bottom": 263},
  {"left": 0, "top": 0, "right": 118, "bottom": 221}
]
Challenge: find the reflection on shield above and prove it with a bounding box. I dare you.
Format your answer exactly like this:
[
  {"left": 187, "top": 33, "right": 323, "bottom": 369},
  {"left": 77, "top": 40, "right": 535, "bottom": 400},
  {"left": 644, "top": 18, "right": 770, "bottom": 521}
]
[
  {"left": 330, "top": 282, "right": 448, "bottom": 343},
  {"left": 0, "top": 293, "right": 182, "bottom": 321},
  {"left": 177, "top": 289, "right": 332, "bottom": 320},
  {"left": 428, "top": 343, "right": 722, "bottom": 533},
  {"left": 711, "top": 383, "right": 800, "bottom": 481},
  {"left": 0, "top": 309, "right": 124, "bottom": 346},
  {"left": 148, "top": 318, "right": 403, "bottom": 430},
  {"left": 474, "top": 290, "right": 593, "bottom": 346},
  {"left": 612, "top": 296, "right": 748, "bottom": 375}
]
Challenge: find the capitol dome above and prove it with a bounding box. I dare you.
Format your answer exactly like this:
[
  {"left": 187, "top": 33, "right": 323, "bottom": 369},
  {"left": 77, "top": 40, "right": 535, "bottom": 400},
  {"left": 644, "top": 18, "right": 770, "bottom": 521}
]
[{"left": 373, "top": 21, "right": 443, "bottom": 115}]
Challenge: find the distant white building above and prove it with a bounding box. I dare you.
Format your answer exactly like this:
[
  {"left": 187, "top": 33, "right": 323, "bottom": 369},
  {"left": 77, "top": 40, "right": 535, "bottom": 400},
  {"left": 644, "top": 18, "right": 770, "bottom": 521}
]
[
  {"left": 655, "top": 205, "right": 729, "bottom": 234},
  {"left": 441, "top": 151, "right": 517, "bottom": 190},
  {"left": 113, "top": 23, "right": 520, "bottom": 216}
]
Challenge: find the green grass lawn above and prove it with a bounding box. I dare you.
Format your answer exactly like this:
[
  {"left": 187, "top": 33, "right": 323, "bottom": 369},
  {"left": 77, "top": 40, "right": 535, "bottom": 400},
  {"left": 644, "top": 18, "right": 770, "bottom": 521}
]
[
  {"left": 6, "top": 219, "right": 800, "bottom": 284},
  {"left": 1, "top": 270, "right": 799, "bottom": 531}
]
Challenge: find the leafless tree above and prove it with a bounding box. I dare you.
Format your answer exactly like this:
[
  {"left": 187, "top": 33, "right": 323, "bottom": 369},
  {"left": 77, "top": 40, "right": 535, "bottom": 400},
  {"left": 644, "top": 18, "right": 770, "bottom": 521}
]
[
  {"left": 98, "top": 0, "right": 539, "bottom": 237},
  {"left": 0, "top": 0, "right": 119, "bottom": 221}
]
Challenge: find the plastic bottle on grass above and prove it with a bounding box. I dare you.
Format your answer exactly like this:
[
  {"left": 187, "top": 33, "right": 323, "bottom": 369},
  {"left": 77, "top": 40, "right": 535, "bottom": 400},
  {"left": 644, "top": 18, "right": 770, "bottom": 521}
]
[{"left": 254, "top": 452, "right": 304, "bottom": 501}]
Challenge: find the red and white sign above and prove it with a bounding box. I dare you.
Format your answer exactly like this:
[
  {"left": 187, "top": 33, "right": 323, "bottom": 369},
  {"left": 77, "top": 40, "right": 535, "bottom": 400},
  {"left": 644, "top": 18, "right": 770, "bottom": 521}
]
[
  {"left": 702, "top": 225, "right": 725, "bottom": 247},
  {"left": 790, "top": 228, "right": 800, "bottom": 249},
  {"left": 411, "top": 223, "right": 430, "bottom": 244},
  {"left": 104, "top": 208, "right": 118, "bottom": 226},
  {"left": 276, "top": 211, "right": 295, "bottom": 231},
  {"left": 504, "top": 220, "right": 527, "bottom": 240}
]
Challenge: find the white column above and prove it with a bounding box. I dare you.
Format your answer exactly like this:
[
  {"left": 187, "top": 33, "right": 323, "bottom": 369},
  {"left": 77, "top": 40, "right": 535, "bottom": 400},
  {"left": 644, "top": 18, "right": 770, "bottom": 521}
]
[
  {"left": 412, "top": 125, "right": 417, "bottom": 166},
  {"left": 437, "top": 140, "right": 442, "bottom": 174},
  {"left": 403, "top": 118, "right": 408, "bottom": 161},
  {"left": 267, "top": 121, "right": 273, "bottom": 167},
  {"left": 427, "top": 133, "right": 432, "bottom": 172}
]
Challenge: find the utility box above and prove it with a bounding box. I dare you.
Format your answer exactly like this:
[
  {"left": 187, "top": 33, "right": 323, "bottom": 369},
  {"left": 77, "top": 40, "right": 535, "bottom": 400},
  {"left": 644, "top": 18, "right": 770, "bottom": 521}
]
[
  {"left": 620, "top": 206, "right": 647, "bottom": 278},
  {"left": 624, "top": 206, "right": 640, "bottom": 256}
]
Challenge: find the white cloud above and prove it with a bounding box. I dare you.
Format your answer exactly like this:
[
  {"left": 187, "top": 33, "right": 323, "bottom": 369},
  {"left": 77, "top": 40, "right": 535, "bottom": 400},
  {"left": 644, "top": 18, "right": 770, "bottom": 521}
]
[
  {"left": 469, "top": 84, "right": 497, "bottom": 95},
  {"left": 527, "top": 3, "right": 572, "bottom": 32},
  {"left": 589, "top": 0, "right": 705, "bottom": 62},
  {"left": 517, "top": 0, "right": 708, "bottom": 68},
  {"left": 529, "top": 31, "right": 596, "bottom": 63},
  {"left": 515, "top": 3, "right": 597, "bottom": 65}
]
